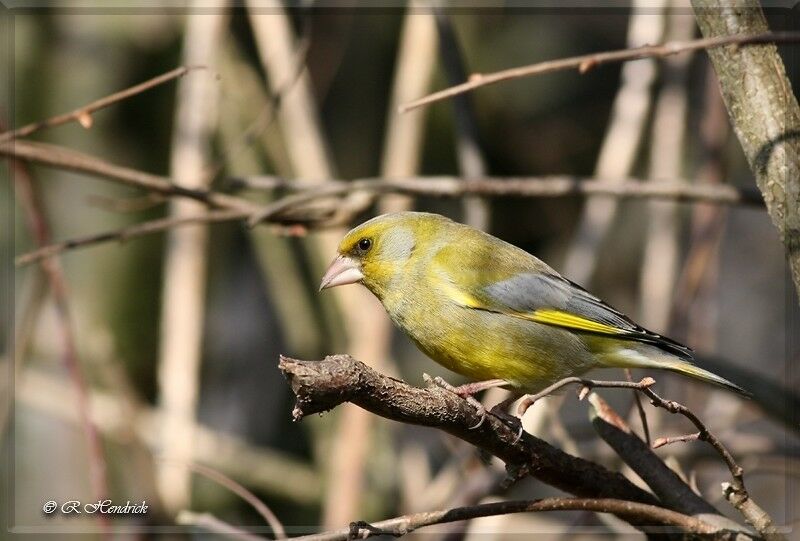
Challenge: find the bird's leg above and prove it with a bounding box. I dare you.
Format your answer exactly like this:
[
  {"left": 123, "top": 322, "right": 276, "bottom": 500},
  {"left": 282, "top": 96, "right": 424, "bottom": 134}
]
[{"left": 450, "top": 379, "right": 508, "bottom": 397}]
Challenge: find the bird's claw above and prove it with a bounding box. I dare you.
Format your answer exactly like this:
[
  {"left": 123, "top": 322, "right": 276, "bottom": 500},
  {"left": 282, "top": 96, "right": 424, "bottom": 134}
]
[
  {"left": 490, "top": 404, "right": 525, "bottom": 443},
  {"left": 467, "top": 399, "right": 487, "bottom": 429},
  {"left": 429, "top": 375, "right": 487, "bottom": 430}
]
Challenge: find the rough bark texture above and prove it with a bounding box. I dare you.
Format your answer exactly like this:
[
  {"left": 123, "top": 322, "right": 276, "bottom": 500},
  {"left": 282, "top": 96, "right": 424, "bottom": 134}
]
[
  {"left": 280, "top": 355, "right": 660, "bottom": 508},
  {"left": 692, "top": 1, "right": 800, "bottom": 299}
]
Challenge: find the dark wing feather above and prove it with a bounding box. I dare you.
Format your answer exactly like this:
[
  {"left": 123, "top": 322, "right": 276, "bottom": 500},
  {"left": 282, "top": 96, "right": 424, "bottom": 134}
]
[{"left": 480, "top": 272, "right": 693, "bottom": 360}]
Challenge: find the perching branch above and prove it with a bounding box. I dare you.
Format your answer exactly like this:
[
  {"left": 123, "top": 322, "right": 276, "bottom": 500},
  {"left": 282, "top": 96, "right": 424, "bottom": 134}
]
[
  {"left": 400, "top": 31, "right": 800, "bottom": 112},
  {"left": 279, "top": 355, "right": 659, "bottom": 508},
  {"left": 279, "top": 355, "right": 783, "bottom": 538}
]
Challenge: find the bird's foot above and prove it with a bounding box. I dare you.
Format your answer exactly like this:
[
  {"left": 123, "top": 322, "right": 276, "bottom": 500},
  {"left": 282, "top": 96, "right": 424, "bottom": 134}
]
[
  {"left": 489, "top": 402, "right": 525, "bottom": 443},
  {"left": 425, "top": 374, "right": 488, "bottom": 429}
]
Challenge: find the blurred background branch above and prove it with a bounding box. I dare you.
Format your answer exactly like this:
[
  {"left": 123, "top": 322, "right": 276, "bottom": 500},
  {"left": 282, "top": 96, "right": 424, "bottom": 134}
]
[{"left": 156, "top": 6, "right": 228, "bottom": 514}]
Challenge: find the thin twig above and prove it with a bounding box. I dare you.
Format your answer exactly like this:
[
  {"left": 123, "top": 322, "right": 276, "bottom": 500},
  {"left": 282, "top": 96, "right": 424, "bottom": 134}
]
[
  {"left": 0, "top": 139, "right": 259, "bottom": 212},
  {"left": 291, "top": 498, "right": 721, "bottom": 541},
  {"left": 177, "top": 511, "right": 266, "bottom": 541},
  {"left": 625, "top": 368, "right": 651, "bottom": 446},
  {"left": 400, "top": 31, "right": 800, "bottom": 112},
  {"left": 183, "top": 462, "right": 287, "bottom": 539},
  {"left": 433, "top": 6, "right": 490, "bottom": 230},
  {"left": 14, "top": 174, "right": 764, "bottom": 266},
  {"left": 11, "top": 156, "right": 111, "bottom": 535},
  {"left": 563, "top": 1, "right": 663, "bottom": 286},
  {"left": 516, "top": 376, "right": 656, "bottom": 415},
  {"left": 652, "top": 432, "right": 702, "bottom": 449},
  {"left": 0, "top": 66, "right": 206, "bottom": 142},
  {"left": 15, "top": 209, "right": 248, "bottom": 266},
  {"left": 636, "top": 380, "right": 780, "bottom": 537},
  {"left": 238, "top": 175, "right": 763, "bottom": 206}
]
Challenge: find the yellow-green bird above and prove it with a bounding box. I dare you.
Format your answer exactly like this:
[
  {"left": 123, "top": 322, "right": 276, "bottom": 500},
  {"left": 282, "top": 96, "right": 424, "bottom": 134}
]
[{"left": 320, "top": 211, "right": 747, "bottom": 398}]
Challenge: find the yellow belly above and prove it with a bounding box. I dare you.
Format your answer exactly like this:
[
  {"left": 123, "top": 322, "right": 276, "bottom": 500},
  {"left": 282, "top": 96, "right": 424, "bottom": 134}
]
[{"left": 388, "top": 293, "right": 596, "bottom": 392}]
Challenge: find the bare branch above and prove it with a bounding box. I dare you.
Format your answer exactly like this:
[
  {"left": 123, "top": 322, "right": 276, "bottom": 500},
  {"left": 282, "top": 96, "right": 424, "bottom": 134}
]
[
  {"left": 15, "top": 209, "right": 248, "bottom": 266},
  {"left": 516, "top": 376, "right": 656, "bottom": 415},
  {"left": 177, "top": 511, "right": 266, "bottom": 541},
  {"left": 652, "top": 432, "right": 702, "bottom": 449},
  {"left": 13, "top": 171, "right": 764, "bottom": 267},
  {"left": 184, "top": 462, "right": 286, "bottom": 539},
  {"left": 1, "top": 140, "right": 258, "bottom": 212},
  {"left": 400, "top": 31, "right": 800, "bottom": 112},
  {"left": 279, "top": 355, "right": 661, "bottom": 509},
  {"left": 587, "top": 393, "right": 744, "bottom": 530},
  {"left": 0, "top": 66, "right": 207, "bottom": 142},
  {"left": 292, "top": 498, "right": 721, "bottom": 541},
  {"left": 11, "top": 157, "right": 111, "bottom": 534},
  {"left": 625, "top": 368, "right": 651, "bottom": 445},
  {"left": 563, "top": 0, "right": 663, "bottom": 286},
  {"left": 239, "top": 175, "right": 763, "bottom": 206}
]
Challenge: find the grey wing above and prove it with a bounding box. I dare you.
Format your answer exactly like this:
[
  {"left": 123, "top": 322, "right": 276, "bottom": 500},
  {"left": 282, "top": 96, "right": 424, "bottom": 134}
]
[{"left": 482, "top": 272, "right": 693, "bottom": 360}]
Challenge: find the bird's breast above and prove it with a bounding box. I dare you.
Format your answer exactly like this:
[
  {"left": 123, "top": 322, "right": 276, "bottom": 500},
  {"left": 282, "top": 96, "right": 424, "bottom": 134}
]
[{"left": 381, "top": 284, "right": 593, "bottom": 390}]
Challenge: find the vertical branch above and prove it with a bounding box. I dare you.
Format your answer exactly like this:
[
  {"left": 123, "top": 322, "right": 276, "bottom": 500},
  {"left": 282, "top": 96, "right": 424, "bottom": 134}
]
[
  {"left": 432, "top": 8, "right": 490, "bottom": 230},
  {"left": 156, "top": 7, "right": 228, "bottom": 514},
  {"left": 244, "top": 2, "right": 392, "bottom": 528},
  {"left": 217, "top": 34, "right": 323, "bottom": 358},
  {"left": 11, "top": 158, "right": 110, "bottom": 531},
  {"left": 378, "top": 1, "right": 439, "bottom": 518},
  {"left": 380, "top": 3, "right": 438, "bottom": 215},
  {"left": 692, "top": 0, "right": 800, "bottom": 300},
  {"left": 672, "top": 67, "right": 730, "bottom": 347},
  {"left": 639, "top": 6, "right": 694, "bottom": 331},
  {"left": 564, "top": 0, "right": 666, "bottom": 285}
]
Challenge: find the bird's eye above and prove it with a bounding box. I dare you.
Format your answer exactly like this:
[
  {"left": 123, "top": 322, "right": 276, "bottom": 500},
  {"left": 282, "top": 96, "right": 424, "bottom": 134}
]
[{"left": 357, "top": 238, "right": 372, "bottom": 252}]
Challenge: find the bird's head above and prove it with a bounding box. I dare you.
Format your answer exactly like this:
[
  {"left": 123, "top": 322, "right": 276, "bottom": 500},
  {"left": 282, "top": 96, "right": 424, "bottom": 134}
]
[{"left": 319, "top": 212, "right": 452, "bottom": 298}]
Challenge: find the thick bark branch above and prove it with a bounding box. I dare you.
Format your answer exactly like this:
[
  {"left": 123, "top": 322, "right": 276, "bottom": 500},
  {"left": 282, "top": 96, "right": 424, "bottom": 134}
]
[
  {"left": 692, "top": 2, "right": 800, "bottom": 299},
  {"left": 280, "top": 355, "right": 658, "bottom": 507}
]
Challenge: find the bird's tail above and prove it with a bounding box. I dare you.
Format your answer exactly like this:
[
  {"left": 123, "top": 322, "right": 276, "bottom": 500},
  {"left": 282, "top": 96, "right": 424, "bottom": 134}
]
[
  {"left": 601, "top": 347, "right": 751, "bottom": 397},
  {"left": 658, "top": 358, "right": 751, "bottom": 397}
]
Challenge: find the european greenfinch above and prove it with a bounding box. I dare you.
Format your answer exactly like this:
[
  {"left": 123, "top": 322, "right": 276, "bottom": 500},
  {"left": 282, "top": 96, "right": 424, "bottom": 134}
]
[{"left": 320, "top": 212, "right": 747, "bottom": 398}]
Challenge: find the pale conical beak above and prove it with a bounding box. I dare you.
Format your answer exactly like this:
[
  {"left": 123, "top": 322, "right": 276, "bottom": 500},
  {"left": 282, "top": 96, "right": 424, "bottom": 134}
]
[{"left": 319, "top": 256, "right": 364, "bottom": 291}]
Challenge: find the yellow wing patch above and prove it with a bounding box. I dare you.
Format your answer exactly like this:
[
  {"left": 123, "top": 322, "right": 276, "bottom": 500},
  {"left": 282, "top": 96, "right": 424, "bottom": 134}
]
[
  {"left": 523, "top": 308, "right": 628, "bottom": 336},
  {"left": 440, "top": 280, "right": 483, "bottom": 309}
]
